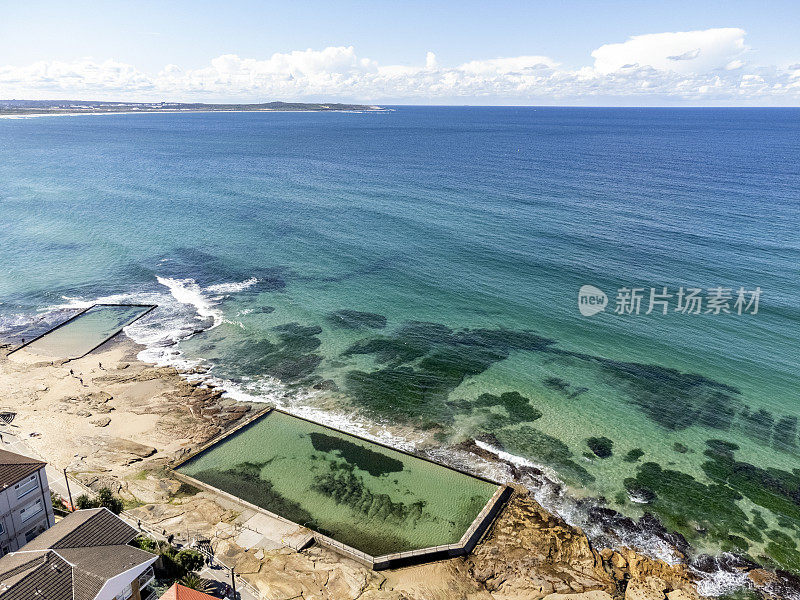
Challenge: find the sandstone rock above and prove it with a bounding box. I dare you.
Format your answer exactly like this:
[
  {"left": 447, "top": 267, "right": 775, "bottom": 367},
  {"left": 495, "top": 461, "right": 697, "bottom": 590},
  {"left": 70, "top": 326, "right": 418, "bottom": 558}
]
[
  {"left": 748, "top": 568, "right": 778, "bottom": 587},
  {"left": 625, "top": 578, "right": 666, "bottom": 600},
  {"left": 114, "top": 439, "right": 156, "bottom": 457},
  {"left": 90, "top": 416, "right": 111, "bottom": 427},
  {"left": 83, "top": 391, "right": 113, "bottom": 403},
  {"left": 543, "top": 592, "right": 614, "bottom": 600}
]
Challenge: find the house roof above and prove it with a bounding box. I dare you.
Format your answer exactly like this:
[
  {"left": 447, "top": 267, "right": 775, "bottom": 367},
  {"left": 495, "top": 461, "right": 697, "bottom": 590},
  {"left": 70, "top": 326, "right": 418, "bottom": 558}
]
[
  {"left": 23, "top": 507, "right": 139, "bottom": 550},
  {"left": 0, "top": 509, "right": 156, "bottom": 600},
  {"left": 0, "top": 449, "right": 46, "bottom": 490},
  {"left": 160, "top": 583, "right": 219, "bottom": 600},
  {"left": 0, "top": 551, "right": 73, "bottom": 600}
]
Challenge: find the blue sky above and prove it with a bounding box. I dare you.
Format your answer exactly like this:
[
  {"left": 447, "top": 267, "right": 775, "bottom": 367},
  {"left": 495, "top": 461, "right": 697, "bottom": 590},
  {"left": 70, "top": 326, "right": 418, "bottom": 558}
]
[{"left": 2, "top": 1, "right": 799, "bottom": 105}]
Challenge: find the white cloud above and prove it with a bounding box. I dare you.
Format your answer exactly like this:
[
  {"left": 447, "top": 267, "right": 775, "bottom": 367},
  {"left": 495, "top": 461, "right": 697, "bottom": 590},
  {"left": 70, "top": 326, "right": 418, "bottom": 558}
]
[
  {"left": 1, "top": 29, "right": 798, "bottom": 105},
  {"left": 457, "top": 55, "right": 558, "bottom": 75},
  {"left": 591, "top": 28, "right": 747, "bottom": 74}
]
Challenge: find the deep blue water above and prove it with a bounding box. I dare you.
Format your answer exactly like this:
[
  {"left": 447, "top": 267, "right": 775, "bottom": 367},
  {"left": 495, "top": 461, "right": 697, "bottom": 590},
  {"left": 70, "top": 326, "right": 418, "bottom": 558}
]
[{"left": 1, "top": 107, "right": 799, "bottom": 575}]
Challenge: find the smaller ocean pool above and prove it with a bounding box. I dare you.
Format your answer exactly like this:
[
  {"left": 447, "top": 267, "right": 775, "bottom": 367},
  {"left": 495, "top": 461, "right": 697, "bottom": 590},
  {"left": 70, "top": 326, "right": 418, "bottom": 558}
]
[
  {"left": 177, "top": 410, "right": 501, "bottom": 557},
  {"left": 19, "top": 304, "right": 155, "bottom": 359}
]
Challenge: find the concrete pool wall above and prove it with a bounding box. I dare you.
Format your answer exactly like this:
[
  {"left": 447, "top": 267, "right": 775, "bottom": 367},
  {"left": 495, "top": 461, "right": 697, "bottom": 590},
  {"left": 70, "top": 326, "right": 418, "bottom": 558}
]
[
  {"left": 172, "top": 407, "right": 512, "bottom": 569},
  {"left": 9, "top": 303, "right": 156, "bottom": 359}
]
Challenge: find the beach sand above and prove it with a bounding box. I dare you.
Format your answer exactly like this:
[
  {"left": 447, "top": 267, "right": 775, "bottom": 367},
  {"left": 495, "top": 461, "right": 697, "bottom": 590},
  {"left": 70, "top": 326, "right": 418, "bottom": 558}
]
[{"left": 0, "top": 336, "right": 705, "bottom": 600}]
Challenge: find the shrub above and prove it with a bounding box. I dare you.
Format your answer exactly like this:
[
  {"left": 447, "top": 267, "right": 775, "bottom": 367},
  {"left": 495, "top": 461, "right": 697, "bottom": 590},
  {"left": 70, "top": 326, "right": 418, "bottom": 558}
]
[
  {"left": 96, "top": 488, "right": 124, "bottom": 514},
  {"left": 74, "top": 488, "right": 124, "bottom": 514},
  {"left": 175, "top": 549, "right": 205, "bottom": 573},
  {"left": 131, "top": 535, "right": 158, "bottom": 552},
  {"left": 75, "top": 494, "right": 94, "bottom": 509}
]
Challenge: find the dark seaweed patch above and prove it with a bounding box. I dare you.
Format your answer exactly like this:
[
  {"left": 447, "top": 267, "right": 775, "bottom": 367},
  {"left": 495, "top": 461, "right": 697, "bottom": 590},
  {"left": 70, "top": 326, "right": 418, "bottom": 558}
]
[
  {"left": 459, "top": 392, "right": 543, "bottom": 429},
  {"left": 543, "top": 377, "right": 569, "bottom": 391},
  {"left": 343, "top": 324, "right": 554, "bottom": 423},
  {"left": 587, "top": 436, "right": 614, "bottom": 458},
  {"left": 625, "top": 461, "right": 753, "bottom": 540},
  {"left": 623, "top": 448, "right": 645, "bottom": 463},
  {"left": 673, "top": 442, "right": 690, "bottom": 454},
  {"left": 327, "top": 309, "right": 387, "bottom": 330},
  {"left": 308, "top": 432, "right": 404, "bottom": 476},
  {"left": 740, "top": 408, "right": 774, "bottom": 443},
  {"left": 773, "top": 416, "right": 798, "bottom": 452},
  {"left": 193, "top": 462, "right": 314, "bottom": 526},
  {"left": 311, "top": 466, "right": 425, "bottom": 525},
  {"left": 619, "top": 440, "right": 800, "bottom": 573}
]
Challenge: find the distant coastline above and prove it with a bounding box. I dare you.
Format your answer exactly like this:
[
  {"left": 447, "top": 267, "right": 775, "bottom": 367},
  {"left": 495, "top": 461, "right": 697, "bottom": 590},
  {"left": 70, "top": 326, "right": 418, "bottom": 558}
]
[{"left": 0, "top": 99, "right": 388, "bottom": 116}]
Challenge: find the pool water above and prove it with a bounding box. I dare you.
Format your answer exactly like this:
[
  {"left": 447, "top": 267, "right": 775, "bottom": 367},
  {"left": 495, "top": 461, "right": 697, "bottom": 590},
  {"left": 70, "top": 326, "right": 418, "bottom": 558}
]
[
  {"left": 21, "top": 304, "right": 154, "bottom": 359},
  {"left": 178, "top": 410, "right": 500, "bottom": 556}
]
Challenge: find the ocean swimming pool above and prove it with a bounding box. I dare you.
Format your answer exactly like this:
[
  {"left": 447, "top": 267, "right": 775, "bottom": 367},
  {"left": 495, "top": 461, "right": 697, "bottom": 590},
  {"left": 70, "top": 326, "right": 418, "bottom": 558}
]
[
  {"left": 18, "top": 304, "right": 155, "bottom": 359},
  {"left": 176, "top": 410, "right": 503, "bottom": 559}
]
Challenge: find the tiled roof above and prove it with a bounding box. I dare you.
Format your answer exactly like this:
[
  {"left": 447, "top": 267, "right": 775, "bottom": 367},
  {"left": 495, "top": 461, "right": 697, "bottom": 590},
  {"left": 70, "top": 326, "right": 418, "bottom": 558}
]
[
  {"left": 160, "top": 583, "right": 219, "bottom": 600},
  {"left": 0, "top": 449, "right": 46, "bottom": 490},
  {"left": 0, "top": 509, "right": 156, "bottom": 600},
  {"left": 0, "top": 551, "right": 73, "bottom": 600},
  {"left": 24, "top": 507, "right": 139, "bottom": 550}
]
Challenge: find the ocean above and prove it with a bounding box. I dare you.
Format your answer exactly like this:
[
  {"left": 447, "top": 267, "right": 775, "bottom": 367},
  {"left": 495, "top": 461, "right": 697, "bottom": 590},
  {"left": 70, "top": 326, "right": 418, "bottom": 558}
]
[{"left": 1, "top": 107, "right": 798, "bottom": 588}]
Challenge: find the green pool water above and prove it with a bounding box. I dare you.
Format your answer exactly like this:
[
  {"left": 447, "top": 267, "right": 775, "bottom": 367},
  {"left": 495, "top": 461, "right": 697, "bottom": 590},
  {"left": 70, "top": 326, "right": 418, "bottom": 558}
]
[
  {"left": 178, "top": 410, "right": 500, "bottom": 556},
  {"left": 22, "top": 304, "right": 154, "bottom": 359}
]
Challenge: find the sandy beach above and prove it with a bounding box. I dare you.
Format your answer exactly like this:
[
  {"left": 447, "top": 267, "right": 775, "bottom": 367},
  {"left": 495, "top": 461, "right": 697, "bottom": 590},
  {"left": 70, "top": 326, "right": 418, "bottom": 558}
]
[{"left": 0, "top": 335, "right": 714, "bottom": 600}]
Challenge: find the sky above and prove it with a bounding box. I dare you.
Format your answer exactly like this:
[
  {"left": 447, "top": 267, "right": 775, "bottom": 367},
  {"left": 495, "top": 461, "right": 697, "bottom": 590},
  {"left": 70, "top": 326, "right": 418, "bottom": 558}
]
[{"left": 1, "top": 0, "right": 799, "bottom": 106}]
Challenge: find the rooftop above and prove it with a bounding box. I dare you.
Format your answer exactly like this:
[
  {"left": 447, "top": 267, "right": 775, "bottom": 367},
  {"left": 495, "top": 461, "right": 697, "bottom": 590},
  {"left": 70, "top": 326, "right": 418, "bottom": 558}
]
[
  {"left": 0, "top": 448, "right": 46, "bottom": 490},
  {"left": 160, "top": 583, "right": 219, "bottom": 600},
  {"left": 0, "top": 508, "right": 156, "bottom": 600}
]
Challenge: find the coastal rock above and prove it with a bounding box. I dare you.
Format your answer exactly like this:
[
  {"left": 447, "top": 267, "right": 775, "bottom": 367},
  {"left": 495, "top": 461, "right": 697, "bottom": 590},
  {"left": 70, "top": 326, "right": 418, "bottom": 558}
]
[
  {"left": 625, "top": 578, "right": 667, "bottom": 600},
  {"left": 82, "top": 391, "right": 113, "bottom": 404},
  {"left": 543, "top": 592, "right": 614, "bottom": 600}
]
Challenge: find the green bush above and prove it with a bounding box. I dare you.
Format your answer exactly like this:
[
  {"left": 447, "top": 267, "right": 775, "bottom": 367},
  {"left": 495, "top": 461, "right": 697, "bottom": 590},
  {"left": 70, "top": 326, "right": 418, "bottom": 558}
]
[
  {"left": 73, "top": 488, "right": 124, "bottom": 514},
  {"left": 175, "top": 549, "right": 204, "bottom": 573},
  {"left": 131, "top": 535, "right": 158, "bottom": 552},
  {"left": 75, "top": 494, "right": 94, "bottom": 509},
  {"left": 96, "top": 488, "right": 124, "bottom": 514}
]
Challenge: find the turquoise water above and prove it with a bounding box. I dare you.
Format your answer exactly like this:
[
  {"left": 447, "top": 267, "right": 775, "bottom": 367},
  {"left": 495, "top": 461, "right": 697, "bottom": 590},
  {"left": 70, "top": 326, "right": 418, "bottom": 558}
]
[
  {"left": 0, "top": 108, "right": 798, "bottom": 575},
  {"left": 178, "top": 410, "right": 499, "bottom": 556},
  {"left": 20, "top": 304, "right": 152, "bottom": 358}
]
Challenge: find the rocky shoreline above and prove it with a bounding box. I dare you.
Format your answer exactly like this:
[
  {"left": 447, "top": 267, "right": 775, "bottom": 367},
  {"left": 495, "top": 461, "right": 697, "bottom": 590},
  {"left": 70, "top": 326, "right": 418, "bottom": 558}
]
[{"left": 0, "top": 336, "right": 793, "bottom": 599}]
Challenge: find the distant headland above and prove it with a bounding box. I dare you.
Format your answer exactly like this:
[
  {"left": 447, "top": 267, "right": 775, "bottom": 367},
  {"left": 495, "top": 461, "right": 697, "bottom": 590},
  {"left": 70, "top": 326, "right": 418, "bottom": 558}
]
[{"left": 0, "top": 99, "right": 388, "bottom": 115}]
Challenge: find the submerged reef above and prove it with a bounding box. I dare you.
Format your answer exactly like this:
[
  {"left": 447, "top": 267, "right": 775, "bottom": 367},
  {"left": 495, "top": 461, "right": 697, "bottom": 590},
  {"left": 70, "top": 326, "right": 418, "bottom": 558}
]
[
  {"left": 456, "top": 391, "right": 543, "bottom": 430},
  {"left": 343, "top": 322, "right": 554, "bottom": 425},
  {"left": 214, "top": 321, "right": 323, "bottom": 384},
  {"left": 193, "top": 462, "right": 315, "bottom": 526},
  {"left": 620, "top": 439, "right": 800, "bottom": 572},
  {"left": 311, "top": 464, "right": 426, "bottom": 526}
]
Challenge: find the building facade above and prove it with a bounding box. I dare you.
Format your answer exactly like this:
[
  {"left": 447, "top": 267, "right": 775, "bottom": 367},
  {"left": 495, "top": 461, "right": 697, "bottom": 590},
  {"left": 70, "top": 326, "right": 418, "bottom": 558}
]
[{"left": 0, "top": 449, "right": 55, "bottom": 555}]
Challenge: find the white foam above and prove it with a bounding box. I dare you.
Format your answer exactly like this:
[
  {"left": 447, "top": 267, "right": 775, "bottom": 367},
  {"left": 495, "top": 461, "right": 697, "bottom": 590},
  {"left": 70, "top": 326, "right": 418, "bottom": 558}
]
[
  {"left": 693, "top": 567, "right": 752, "bottom": 598},
  {"left": 206, "top": 277, "right": 259, "bottom": 294},
  {"left": 156, "top": 276, "right": 224, "bottom": 327}
]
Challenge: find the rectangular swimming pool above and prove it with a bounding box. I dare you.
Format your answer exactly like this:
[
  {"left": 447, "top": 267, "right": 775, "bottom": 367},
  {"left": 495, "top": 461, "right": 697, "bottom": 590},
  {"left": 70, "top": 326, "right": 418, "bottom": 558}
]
[
  {"left": 176, "top": 410, "right": 502, "bottom": 558},
  {"left": 19, "top": 304, "right": 155, "bottom": 359}
]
